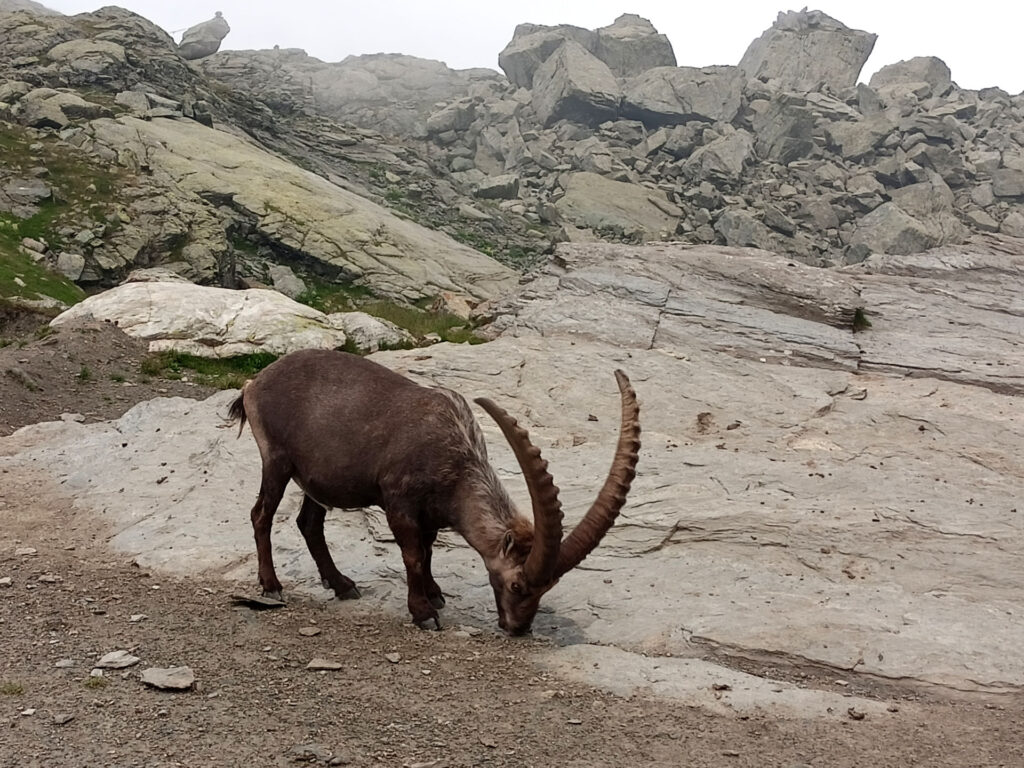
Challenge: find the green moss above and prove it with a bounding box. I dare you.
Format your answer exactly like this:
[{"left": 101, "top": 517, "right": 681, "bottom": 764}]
[
  {"left": 852, "top": 307, "right": 872, "bottom": 333},
  {"left": 0, "top": 681, "right": 24, "bottom": 695},
  {"left": 140, "top": 351, "right": 278, "bottom": 389}
]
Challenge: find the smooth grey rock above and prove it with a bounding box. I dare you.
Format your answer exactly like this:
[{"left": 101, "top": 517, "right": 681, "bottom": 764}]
[
  {"left": 683, "top": 130, "right": 754, "bottom": 183},
  {"left": 19, "top": 88, "right": 104, "bottom": 128},
  {"left": 47, "top": 39, "right": 126, "bottom": 76},
  {"left": 825, "top": 117, "right": 893, "bottom": 160},
  {"left": 531, "top": 41, "right": 621, "bottom": 127},
  {"left": 850, "top": 202, "right": 938, "bottom": 255},
  {"left": 498, "top": 23, "right": 596, "bottom": 89},
  {"left": 95, "top": 650, "right": 140, "bottom": 669},
  {"left": 306, "top": 658, "right": 343, "bottom": 671},
  {"left": 51, "top": 281, "right": 350, "bottom": 358},
  {"left": 965, "top": 209, "right": 1000, "bottom": 233},
  {"left": 140, "top": 666, "right": 194, "bottom": 690},
  {"left": 739, "top": 9, "right": 876, "bottom": 92},
  {"left": 554, "top": 172, "right": 677, "bottom": 239},
  {"left": 325, "top": 311, "right": 414, "bottom": 353},
  {"left": 622, "top": 66, "right": 742, "bottom": 126},
  {"left": 1000, "top": 210, "right": 1024, "bottom": 237},
  {"left": 177, "top": 12, "right": 229, "bottom": 60},
  {"left": 86, "top": 116, "right": 516, "bottom": 302},
  {"left": 474, "top": 174, "right": 520, "bottom": 200},
  {"left": 267, "top": 264, "right": 306, "bottom": 300},
  {"left": 425, "top": 98, "right": 476, "bottom": 134},
  {"left": 992, "top": 169, "right": 1024, "bottom": 198},
  {"left": 870, "top": 56, "right": 952, "bottom": 94},
  {"left": 592, "top": 13, "right": 676, "bottom": 78},
  {"left": 887, "top": 174, "right": 966, "bottom": 246}
]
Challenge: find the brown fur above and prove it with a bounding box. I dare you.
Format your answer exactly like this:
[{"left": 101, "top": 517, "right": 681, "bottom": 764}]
[
  {"left": 231, "top": 349, "right": 545, "bottom": 633},
  {"left": 229, "top": 348, "right": 640, "bottom": 635}
]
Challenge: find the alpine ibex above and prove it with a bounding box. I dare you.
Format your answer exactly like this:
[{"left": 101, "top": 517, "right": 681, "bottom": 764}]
[{"left": 228, "top": 349, "right": 641, "bottom": 635}]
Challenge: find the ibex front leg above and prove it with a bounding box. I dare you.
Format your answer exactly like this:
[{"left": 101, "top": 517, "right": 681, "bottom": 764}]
[
  {"left": 386, "top": 508, "right": 441, "bottom": 630},
  {"left": 296, "top": 495, "right": 360, "bottom": 600}
]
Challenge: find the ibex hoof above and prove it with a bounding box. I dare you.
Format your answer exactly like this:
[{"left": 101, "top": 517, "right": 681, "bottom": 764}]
[
  {"left": 262, "top": 589, "right": 284, "bottom": 602},
  {"left": 429, "top": 595, "right": 446, "bottom": 609},
  {"left": 416, "top": 616, "right": 442, "bottom": 631},
  {"left": 337, "top": 585, "right": 361, "bottom": 600}
]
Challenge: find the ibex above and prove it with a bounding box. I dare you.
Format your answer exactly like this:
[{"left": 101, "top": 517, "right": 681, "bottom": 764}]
[{"left": 228, "top": 349, "right": 640, "bottom": 635}]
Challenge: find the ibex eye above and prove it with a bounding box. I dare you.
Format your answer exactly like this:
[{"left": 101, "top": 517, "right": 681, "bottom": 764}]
[{"left": 510, "top": 582, "right": 522, "bottom": 593}]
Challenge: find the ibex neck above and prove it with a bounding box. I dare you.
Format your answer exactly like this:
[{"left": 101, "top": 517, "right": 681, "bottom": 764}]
[{"left": 451, "top": 470, "right": 521, "bottom": 559}]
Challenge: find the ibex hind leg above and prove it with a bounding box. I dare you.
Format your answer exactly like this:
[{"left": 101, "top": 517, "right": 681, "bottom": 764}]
[
  {"left": 250, "top": 463, "right": 290, "bottom": 601},
  {"left": 296, "top": 494, "right": 360, "bottom": 600}
]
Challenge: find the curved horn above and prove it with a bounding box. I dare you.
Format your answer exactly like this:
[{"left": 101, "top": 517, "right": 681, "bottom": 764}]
[
  {"left": 474, "top": 397, "right": 563, "bottom": 587},
  {"left": 554, "top": 370, "right": 641, "bottom": 579}
]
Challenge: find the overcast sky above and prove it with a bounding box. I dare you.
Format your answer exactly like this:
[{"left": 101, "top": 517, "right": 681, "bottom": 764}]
[{"left": 42, "top": 1, "right": 1024, "bottom": 94}]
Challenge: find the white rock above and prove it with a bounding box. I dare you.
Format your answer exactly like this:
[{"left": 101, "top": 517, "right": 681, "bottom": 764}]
[
  {"left": 51, "top": 282, "right": 348, "bottom": 358},
  {"left": 306, "top": 658, "right": 342, "bottom": 670},
  {"left": 95, "top": 650, "right": 140, "bottom": 669},
  {"left": 140, "top": 666, "right": 195, "bottom": 690}
]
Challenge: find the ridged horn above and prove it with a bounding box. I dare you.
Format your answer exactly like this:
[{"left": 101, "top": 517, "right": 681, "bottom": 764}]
[
  {"left": 554, "top": 370, "right": 641, "bottom": 579},
  {"left": 474, "top": 397, "right": 563, "bottom": 587}
]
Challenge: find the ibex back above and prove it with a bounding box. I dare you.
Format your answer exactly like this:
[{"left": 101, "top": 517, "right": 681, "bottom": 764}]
[{"left": 228, "top": 348, "right": 641, "bottom": 635}]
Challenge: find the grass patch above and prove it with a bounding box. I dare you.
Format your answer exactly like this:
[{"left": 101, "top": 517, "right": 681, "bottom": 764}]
[
  {"left": 296, "top": 274, "right": 375, "bottom": 314},
  {"left": 0, "top": 243, "right": 85, "bottom": 306},
  {"left": 0, "top": 681, "right": 24, "bottom": 695},
  {"left": 294, "top": 275, "right": 486, "bottom": 346},
  {"left": 0, "top": 120, "right": 128, "bottom": 304},
  {"left": 76, "top": 364, "right": 92, "bottom": 381},
  {"left": 852, "top": 307, "right": 872, "bottom": 333},
  {"left": 83, "top": 676, "right": 108, "bottom": 690},
  {"left": 140, "top": 351, "right": 278, "bottom": 389},
  {"left": 358, "top": 300, "right": 484, "bottom": 344}
]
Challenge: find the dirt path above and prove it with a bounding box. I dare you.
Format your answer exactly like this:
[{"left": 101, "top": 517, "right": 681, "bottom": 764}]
[{"left": 1, "top": 467, "right": 1021, "bottom": 768}]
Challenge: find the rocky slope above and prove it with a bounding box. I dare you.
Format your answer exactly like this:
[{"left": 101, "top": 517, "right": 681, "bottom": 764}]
[
  {"left": 0, "top": 5, "right": 526, "bottom": 312},
  {"left": 3, "top": 5, "right": 1024, "bottom": 312},
  {"left": 204, "top": 10, "right": 1024, "bottom": 266}
]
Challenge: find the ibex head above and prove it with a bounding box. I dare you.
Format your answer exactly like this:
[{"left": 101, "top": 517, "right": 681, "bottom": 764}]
[{"left": 475, "top": 370, "right": 641, "bottom": 635}]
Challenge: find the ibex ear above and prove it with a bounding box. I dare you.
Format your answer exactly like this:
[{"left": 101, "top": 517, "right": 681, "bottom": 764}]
[{"left": 501, "top": 530, "right": 516, "bottom": 558}]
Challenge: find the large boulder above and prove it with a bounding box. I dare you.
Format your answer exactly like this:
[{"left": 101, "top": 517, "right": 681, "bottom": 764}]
[
  {"left": 531, "top": 40, "right": 621, "bottom": 127},
  {"left": 498, "top": 14, "right": 673, "bottom": 89},
  {"left": 622, "top": 65, "right": 743, "bottom": 126},
  {"left": 497, "top": 23, "right": 596, "bottom": 89},
  {"left": 887, "top": 174, "right": 966, "bottom": 246},
  {"left": 869, "top": 56, "right": 953, "bottom": 95},
  {"left": 177, "top": 12, "right": 230, "bottom": 61},
  {"left": 739, "top": 9, "right": 876, "bottom": 93},
  {"left": 593, "top": 13, "right": 676, "bottom": 78},
  {"left": 682, "top": 130, "right": 755, "bottom": 184},
  {"left": 49, "top": 281, "right": 350, "bottom": 358},
  {"left": 554, "top": 171, "right": 677, "bottom": 239},
  {"left": 849, "top": 202, "right": 939, "bottom": 255}
]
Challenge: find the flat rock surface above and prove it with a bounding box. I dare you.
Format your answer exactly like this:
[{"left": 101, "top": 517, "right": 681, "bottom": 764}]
[{"left": 2, "top": 240, "right": 1021, "bottom": 700}]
